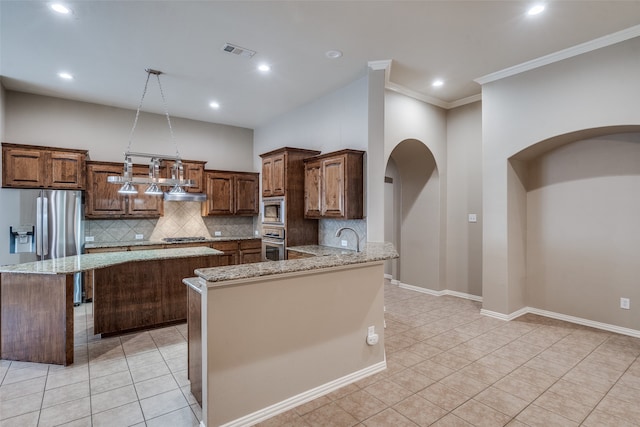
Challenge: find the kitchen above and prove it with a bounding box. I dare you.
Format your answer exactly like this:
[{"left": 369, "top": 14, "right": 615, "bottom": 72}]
[{"left": 3, "top": 1, "right": 640, "bottom": 427}]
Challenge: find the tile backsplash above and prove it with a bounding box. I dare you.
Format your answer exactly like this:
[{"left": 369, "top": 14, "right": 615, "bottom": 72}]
[
  {"left": 84, "top": 201, "right": 257, "bottom": 243},
  {"left": 319, "top": 219, "right": 367, "bottom": 251}
]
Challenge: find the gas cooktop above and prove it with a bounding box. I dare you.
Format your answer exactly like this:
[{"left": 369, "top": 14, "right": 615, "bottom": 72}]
[{"left": 162, "top": 236, "right": 207, "bottom": 243}]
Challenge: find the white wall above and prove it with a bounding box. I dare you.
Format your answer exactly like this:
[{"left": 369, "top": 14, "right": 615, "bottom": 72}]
[
  {"left": 384, "top": 90, "right": 448, "bottom": 291},
  {"left": 481, "top": 36, "right": 640, "bottom": 319},
  {"left": 525, "top": 133, "right": 640, "bottom": 330},
  {"left": 253, "top": 76, "right": 369, "bottom": 159},
  {"left": 445, "top": 102, "right": 483, "bottom": 296},
  {"left": 4, "top": 91, "right": 254, "bottom": 171}
]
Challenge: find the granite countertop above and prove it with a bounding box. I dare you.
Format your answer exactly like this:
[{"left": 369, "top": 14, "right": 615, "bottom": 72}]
[
  {"left": 194, "top": 242, "right": 398, "bottom": 286},
  {"left": 286, "top": 245, "right": 361, "bottom": 256},
  {"left": 0, "top": 247, "right": 222, "bottom": 275},
  {"left": 84, "top": 236, "right": 260, "bottom": 249}
]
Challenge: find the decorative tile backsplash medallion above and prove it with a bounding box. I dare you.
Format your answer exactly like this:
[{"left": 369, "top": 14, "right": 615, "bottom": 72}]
[
  {"left": 149, "top": 201, "right": 212, "bottom": 240},
  {"left": 319, "top": 218, "right": 367, "bottom": 251}
]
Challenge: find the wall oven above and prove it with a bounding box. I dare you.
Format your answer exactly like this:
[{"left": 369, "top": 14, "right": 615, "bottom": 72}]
[
  {"left": 262, "top": 226, "right": 285, "bottom": 261},
  {"left": 262, "top": 197, "right": 285, "bottom": 225}
]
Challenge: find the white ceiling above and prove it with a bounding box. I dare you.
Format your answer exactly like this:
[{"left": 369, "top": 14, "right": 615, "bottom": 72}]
[{"left": 2, "top": 1, "right": 640, "bottom": 130}]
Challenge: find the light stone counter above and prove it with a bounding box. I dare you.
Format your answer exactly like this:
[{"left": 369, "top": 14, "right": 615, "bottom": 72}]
[
  {"left": 0, "top": 247, "right": 222, "bottom": 275},
  {"left": 194, "top": 242, "right": 398, "bottom": 285},
  {"left": 84, "top": 235, "right": 259, "bottom": 250}
]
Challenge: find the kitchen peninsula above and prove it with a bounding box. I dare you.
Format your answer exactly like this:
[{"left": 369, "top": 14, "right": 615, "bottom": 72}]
[
  {"left": 0, "top": 246, "right": 220, "bottom": 366},
  {"left": 184, "top": 242, "right": 398, "bottom": 427}
]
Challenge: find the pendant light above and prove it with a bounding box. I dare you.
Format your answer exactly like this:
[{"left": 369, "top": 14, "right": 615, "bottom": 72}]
[{"left": 107, "top": 68, "right": 207, "bottom": 202}]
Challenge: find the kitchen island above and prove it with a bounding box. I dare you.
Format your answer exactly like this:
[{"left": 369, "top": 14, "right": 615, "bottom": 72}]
[
  {"left": 0, "top": 246, "right": 221, "bottom": 366},
  {"left": 184, "top": 242, "right": 398, "bottom": 427}
]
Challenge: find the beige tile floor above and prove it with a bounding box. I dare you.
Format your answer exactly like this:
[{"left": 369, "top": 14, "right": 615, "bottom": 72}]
[{"left": 2, "top": 281, "right": 640, "bottom": 426}]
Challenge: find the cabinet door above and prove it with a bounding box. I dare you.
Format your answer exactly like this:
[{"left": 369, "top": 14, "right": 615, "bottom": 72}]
[
  {"left": 304, "top": 159, "right": 322, "bottom": 218},
  {"left": 261, "top": 154, "right": 285, "bottom": 197},
  {"left": 49, "top": 151, "right": 85, "bottom": 189},
  {"left": 262, "top": 157, "right": 274, "bottom": 197},
  {"left": 204, "top": 172, "right": 234, "bottom": 216},
  {"left": 164, "top": 160, "right": 205, "bottom": 193},
  {"left": 127, "top": 165, "right": 164, "bottom": 217},
  {"left": 2, "top": 147, "right": 44, "bottom": 188},
  {"left": 85, "top": 163, "right": 127, "bottom": 217},
  {"left": 235, "top": 173, "right": 259, "bottom": 216},
  {"left": 321, "top": 156, "right": 346, "bottom": 217},
  {"left": 239, "top": 239, "right": 263, "bottom": 264},
  {"left": 211, "top": 241, "right": 238, "bottom": 265}
]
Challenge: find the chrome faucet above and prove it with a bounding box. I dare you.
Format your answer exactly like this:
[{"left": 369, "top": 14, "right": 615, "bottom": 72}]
[{"left": 335, "top": 227, "right": 361, "bottom": 252}]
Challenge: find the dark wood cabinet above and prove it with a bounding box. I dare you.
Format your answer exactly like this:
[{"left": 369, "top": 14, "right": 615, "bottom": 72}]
[
  {"left": 261, "top": 152, "right": 285, "bottom": 197},
  {"left": 304, "top": 149, "right": 364, "bottom": 219},
  {"left": 202, "top": 170, "right": 259, "bottom": 216},
  {"left": 210, "top": 241, "right": 238, "bottom": 265},
  {"left": 85, "top": 161, "right": 163, "bottom": 219},
  {"left": 2, "top": 143, "right": 86, "bottom": 189},
  {"left": 239, "top": 239, "right": 263, "bottom": 264},
  {"left": 162, "top": 160, "right": 206, "bottom": 193}
]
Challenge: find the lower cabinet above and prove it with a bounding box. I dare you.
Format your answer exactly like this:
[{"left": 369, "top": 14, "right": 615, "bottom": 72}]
[{"left": 92, "top": 255, "right": 216, "bottom": 335}]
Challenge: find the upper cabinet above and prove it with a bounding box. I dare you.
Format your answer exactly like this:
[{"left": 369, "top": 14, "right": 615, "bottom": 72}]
[
  {"left": 261, "top": 152, "right": 285, "bottom": 197},
  {"left": 85, "top": 161, "right": 164, "bottom": 219},
  {"left": 260, "top": 148, "right": 320, "bottom": 198},
  {"left": 202, "top": 170, "right": 259, "bottom": 216},
  {"left": 2, "top": 143, "right": 87, "bottom": 190},
  {"left": 304, "top": 149, "right": 364, "bottom": 220},
  {"left": 162, "top": 160, "right": 206, "bottom": 194}
]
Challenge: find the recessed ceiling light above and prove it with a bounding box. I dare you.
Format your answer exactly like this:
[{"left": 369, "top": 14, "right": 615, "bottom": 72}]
[
  {"left": 527, "top": 4, "right": 545, "bottom": 15},
  {"left": 50, "top": 3, "right": 71, "bottom": 14},
  {"left": 209, "top": 101, "right": 220, "bottom": 109},
  {"left": 432, "top": 79, "right": 444, "bottom": 87},
  {"left": 58, "top": 72, "right": 73, "bottom": 80},
  {"left": 325, "top": 50, "right": 343, "bottom": 59},
  {"left": 258, "top": 64, "right": 271, "bottom": 73}
]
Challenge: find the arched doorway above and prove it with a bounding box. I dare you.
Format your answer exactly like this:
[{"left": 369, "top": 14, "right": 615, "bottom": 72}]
[{"left": 385, "top": 139, "right": 442, "bottom": 291}]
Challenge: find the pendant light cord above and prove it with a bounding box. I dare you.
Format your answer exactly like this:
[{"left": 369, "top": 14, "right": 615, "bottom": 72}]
[{"left": 125, "top": 69, "right": 180, "bottom": 159}]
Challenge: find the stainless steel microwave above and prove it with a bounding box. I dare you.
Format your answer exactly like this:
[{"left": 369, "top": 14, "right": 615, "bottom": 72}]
[{"left": 262, "top": 197, "right": 285, "bottom": 225}]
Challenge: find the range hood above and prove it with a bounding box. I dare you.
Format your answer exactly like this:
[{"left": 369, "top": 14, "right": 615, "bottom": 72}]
[{"left": 164, "top": 191, "right": 207, "bottom": 202}]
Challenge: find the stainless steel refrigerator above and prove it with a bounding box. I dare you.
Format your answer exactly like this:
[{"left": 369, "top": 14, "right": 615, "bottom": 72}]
[{"left": 5, "top": 189, "right": 84, "bottom": 305}]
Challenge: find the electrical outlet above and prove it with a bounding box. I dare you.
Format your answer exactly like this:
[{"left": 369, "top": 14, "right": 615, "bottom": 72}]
[
  {"left": 341, "top": 240, "right": 348, "bottom": 247},
  {"left": 620, "top": 297, "right": 630, "bottom": 310},
  {"left": 85, "top": 236, "right": 94, "bottom": 242},
  {"left": 214, "top": 231, "right": 222, "bottom": 236},
  {"left": 135, "top": 234, "right": 144, "bottom": 240}
]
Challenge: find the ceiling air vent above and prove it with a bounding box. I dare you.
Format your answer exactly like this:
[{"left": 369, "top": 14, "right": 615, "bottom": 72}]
[{"left": 221, "top": 43, "right": 256, "bottom": 58}]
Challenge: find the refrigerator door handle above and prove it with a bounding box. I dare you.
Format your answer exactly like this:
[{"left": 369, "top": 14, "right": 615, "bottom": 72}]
[{"left": 36, "top": 196, "right": 49, "bottom": 257}]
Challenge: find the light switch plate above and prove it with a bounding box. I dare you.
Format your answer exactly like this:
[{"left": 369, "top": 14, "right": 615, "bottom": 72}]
[
  {"left": 135, "top": 234, "right": 144, "bottom": 240},
  {"left": 85, "top": 236, "right": 95, "bottom": 242},
  {"left": 468, "top": 214, "right": 477, "bottom": 223},
  {"left": 341, "top": 240, "right": 348, "bottom": 247},
  {"left": 214, "top": 231, "right": 222, "bottom": 236}
]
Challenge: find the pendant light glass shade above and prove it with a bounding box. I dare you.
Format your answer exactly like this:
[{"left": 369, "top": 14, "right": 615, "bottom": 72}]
[
  {"left": 118, "top": 182, "right": 138, "bottom": 195},
  {"left": 144, "top": 183, "right": 163, "bottom": 195}
]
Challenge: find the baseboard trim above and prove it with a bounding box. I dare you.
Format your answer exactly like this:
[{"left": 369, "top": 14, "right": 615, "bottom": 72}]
[
  {"left": 395, "top": 283, "right": 640, "bottom": 339},
  {"left": 218, "top": 360, "right": 387, "bottom": 427},
  {"left": 398, "top": 282, "right": 483, "bottom": 302},
  {"left": 384, "top": 273, "right": 393, "bottom": 280},
  {"left": 526, "top": 307, "right": 640, "bottom": 338}
]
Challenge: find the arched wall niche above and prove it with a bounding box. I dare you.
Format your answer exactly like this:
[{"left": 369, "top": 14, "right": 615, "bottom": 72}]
[
  {"left": 385, "top": 138, "right": 443, "bottom": 291},
  {"left": 507, "top": 126, "right": 640, "bottom": 330}
]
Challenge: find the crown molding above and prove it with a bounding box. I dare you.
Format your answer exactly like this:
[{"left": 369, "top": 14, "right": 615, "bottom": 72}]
[
  {"left": 475, "top": 24, "right": 640, "bottom": 85},
  {"left": 368, "top": 59, "right": 481, "bottom": 110}
]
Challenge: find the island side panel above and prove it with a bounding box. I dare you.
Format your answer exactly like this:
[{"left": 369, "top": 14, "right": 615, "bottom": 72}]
[
  {"left": 205, "top": 262, "right": 386, "bottom": 426},
  {"left": 94, "top": 255, "right": 216, "bottom": 335},
  {"left": 187, "top": 284, "right": 203, "bottom": 406},
  {"left": 1, "top": 272, "right": 73, "bottom": 365}
]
